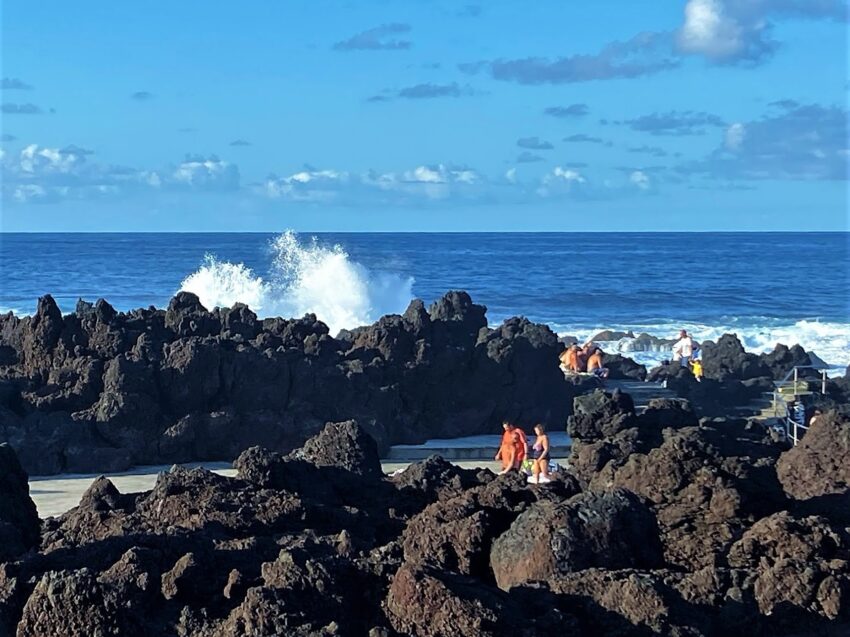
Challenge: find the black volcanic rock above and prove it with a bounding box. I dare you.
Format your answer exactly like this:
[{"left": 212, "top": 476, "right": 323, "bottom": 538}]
[
  {"left": 3, "top": 413, "right": 850, "bottom": 635},
  {"left": 0, "top": 291, "right": 580, "bottom": 475},
  {"left": 0, "top": 443, "right": 39, "bottom": 562},
  {"left": 490, "top": 489, "right": 664, "bottom": 590},
  {"left": 601, "top": 352, "right": 647, "bottom": 380},
  {"left": 701, "top": 334, "right": 771, "bottom": 382},
  {"left": 293, "top": 420, "right": 382, "bottom": 479},
  {"left": 777, "top": 411, "right": 850, "bottom": 500},
  {"left": 567, "top": 389, "right": 637, "bottom": 441}
]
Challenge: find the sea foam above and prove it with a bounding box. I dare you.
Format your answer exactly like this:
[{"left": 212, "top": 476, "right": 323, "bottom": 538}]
[
  {"left": 558, "top": 318, "right": 850, "bottom": 375},
  {"left": 178, "top": 231, "right": 414, "bottom": 334}
]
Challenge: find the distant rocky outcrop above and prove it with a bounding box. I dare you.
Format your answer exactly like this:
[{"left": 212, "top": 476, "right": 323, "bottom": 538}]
[{"left": 645, "top": 333, "right": 838, "bottom": 418}]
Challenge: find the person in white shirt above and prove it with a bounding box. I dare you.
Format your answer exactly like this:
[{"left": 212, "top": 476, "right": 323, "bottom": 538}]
[{"left": 672, "top": 330, "right": 699, "bottom": 367}]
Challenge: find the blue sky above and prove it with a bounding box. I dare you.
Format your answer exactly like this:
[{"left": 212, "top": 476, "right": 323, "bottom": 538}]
[{"left": 1, "top": 0, "right": 848, "bottom": 231}]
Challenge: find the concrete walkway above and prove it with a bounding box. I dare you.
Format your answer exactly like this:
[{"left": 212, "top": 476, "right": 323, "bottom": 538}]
[
  {"left": 28, "top": 458, "right": 526, "bottom": 519},
  {"left": 386, "top": 431, "right": 572, "bottom": 461}
]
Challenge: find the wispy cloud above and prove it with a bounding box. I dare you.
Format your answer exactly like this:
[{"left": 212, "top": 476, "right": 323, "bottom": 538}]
[
  {"left": 678, "top": 102, "right": 849, "bottom": 180},
  {"left": 229, "top": 139, "right": 252, "bottom": 147},
  {"left": 544, "top": 104, "right": 589, "bottom": 118},
  {"left": 1, "top": 78, "right": 33, "bottom": 90},
  {"left": 333, "top": 23, "right": 412, "bottom": 51},
  {"left": 459, "top": 0, "right": 845, "bottom": 92},
  {"left": 621, "top": 110, "right": 726, "bottom": 135},
  {"left": 461, "top": 32, "right": 678, "bottom": 84},
  {"left": 131, "top": 91, "right": 154, "bottom": 101},
  {"left": 517, "top": 136, "right": 554, "bottom": 150},
  {"left": 2, "top": 103, "right": 42, "bottom": 115},
  {"left": 516, "top": 151, "right": 545, "bottom": 163},
  {"left": 563, "top": 134, "right": 611, "bottom": 146},
  {"left": 1, "top": 134, "right": 17, "bottom": 142},
  {"left": 369, "top": 82, "right": 480, "bottom": 101},
  {"left": 627, "top": 144, "right": 669, "bottom": 157}
]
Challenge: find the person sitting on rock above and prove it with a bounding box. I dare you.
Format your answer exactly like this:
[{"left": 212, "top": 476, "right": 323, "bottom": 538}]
[
  {"left": 560, "top": 344, "right": 581, "bottom": 374},
  {"left": 586, "top": 347, "right": 609, "bottom": 380},
  {"left": 577, "top": 343, "right": 593, "bottom": 372},
  {"left": 528, "top": 424, "right": 552, "bottom": 484}
]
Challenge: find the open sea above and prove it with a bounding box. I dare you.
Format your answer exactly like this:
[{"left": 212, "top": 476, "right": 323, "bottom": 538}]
[{"left": 1, "top": 231, "right": 848, "bottom": 373}]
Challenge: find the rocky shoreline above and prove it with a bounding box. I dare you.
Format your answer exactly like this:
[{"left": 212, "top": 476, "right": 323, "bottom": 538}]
[
  {"left": 0, "top": 291, "right": 590, "bottom": 476},
  {"left": 2, "top": 291, "right": 849, "bottom": 634},
  {"left": 2, "top": 291, "right": 849, "bottom": 478},
  {"left": 1, "top": 400, "right": 849, "bottom": 635}
]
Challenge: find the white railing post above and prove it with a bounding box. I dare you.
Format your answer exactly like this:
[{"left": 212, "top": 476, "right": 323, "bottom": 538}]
[
  {"left": 793, "top": 419, "right": 797, "bottom": 446},
  {"left": 822, "top": 370, "right": 827, "bottom": 395}
]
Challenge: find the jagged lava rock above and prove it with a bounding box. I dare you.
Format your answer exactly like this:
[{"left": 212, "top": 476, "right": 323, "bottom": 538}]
[
  {"left": 0, "top": 443, "right": 39, "bottom": 562},
  {"left": 567, "top": 389, "right": 637, "bottom": 441},
  {"left": 777, "top": 411, "right": 850, "bottom": 500},
  {"left": 490, "top": 489, "right": 664, "bottom": 590},
  {"left": 0, "top": 290, "right": 580, "bottom": 475}
]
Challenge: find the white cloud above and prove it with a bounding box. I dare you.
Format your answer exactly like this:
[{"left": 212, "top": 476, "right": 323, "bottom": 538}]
[
  {"left": 19, "top": 144, "right": 85, "bottom": 174},
  {"left": 678, "top": 0, "right": 746, "bottom": 60},
  {"left": 403, "top": 165, "right": 445, "bottom": 183},
  {"left": 537, "top": 166, "right": 588, "bottom": 197},
  {"left": 630, "top": 170, "right": 651, "bottom": 190},
  {"left": 172, "top": 156, "right": 239, "bottom": 190},
  {"left": 13, "top": 184, "right": 49, "bottom": 203},
  {"left": 264, "top": 169, "right": 350, "bottom": 201},
  {"left": 724, "top": 122, "right": 746, "bottom": 150},
  {"left": 550, "top": 167, "right": 586, "bottom": 183},
  {"left": 3, "top": 146, "right": 242, "bottom": 203}
]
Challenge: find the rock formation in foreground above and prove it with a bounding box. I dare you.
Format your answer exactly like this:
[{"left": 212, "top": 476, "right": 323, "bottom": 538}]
[
  {"left": 0, "top": 291, "right": 584, "bottom": 475},
  {"left": 1, "top": 403, "right": 849, "bottom": 636}
]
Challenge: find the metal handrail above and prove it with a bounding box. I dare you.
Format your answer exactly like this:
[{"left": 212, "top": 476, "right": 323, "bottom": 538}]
[
  {"left": 775, "top": 365, "right": 828, "bottom": 395},
  {"left": 770, "top": 365, "right": 829, "bottom": 446},
  {"left": 784, "top": 415, "right": 809, "bottom": 446}
]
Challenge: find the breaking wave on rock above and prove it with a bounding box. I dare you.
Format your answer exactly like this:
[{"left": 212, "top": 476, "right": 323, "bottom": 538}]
[{"left": 179, "top": 231, "right": 414, "bottom": 334}]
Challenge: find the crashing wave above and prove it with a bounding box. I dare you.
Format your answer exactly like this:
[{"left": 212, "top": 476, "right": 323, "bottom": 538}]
[{"left": 178, "top": 231, "right": 414, "bottom": 334}]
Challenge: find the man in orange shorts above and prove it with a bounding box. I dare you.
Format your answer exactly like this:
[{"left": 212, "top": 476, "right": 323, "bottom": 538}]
[{"left": 496, "top": 422, "right": 528, "bottom": 474}]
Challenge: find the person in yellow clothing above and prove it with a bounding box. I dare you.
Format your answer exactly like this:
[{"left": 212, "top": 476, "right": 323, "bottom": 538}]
[{"left": 690, "top": 358, "right": 703, "bottom": 382}]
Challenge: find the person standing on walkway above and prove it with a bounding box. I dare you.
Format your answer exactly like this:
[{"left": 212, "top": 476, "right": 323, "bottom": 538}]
[
  {"left": 496, "top": 422, "right": 527, "bottom": 474},
  {"left": 528, "top": 424, "right": 552, "bottom": 484}
]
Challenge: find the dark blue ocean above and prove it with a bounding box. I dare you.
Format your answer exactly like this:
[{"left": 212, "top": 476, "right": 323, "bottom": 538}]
[{"left": 1, "top": 232, "right": 848, "bottom": 370}]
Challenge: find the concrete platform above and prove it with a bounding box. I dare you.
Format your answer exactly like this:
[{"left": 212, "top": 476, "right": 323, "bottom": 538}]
[{"left": 386, "top": 431, "right": 572, "bottom": 461}]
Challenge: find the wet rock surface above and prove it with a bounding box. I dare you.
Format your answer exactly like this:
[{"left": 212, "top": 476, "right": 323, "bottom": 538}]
[
  {"left": 0, "top": 292, "right": 578, "bottom": 476},
  {"left": 0, "top": 396, "right": 848, "bottom": 635}
]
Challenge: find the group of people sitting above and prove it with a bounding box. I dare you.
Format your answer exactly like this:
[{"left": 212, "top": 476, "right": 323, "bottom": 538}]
[
  {"left": 558, "top": 342, "right": 609, "bottom": 379},
  {"left": 495, "top": 422, "right": 552, "bottom": 484}
]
